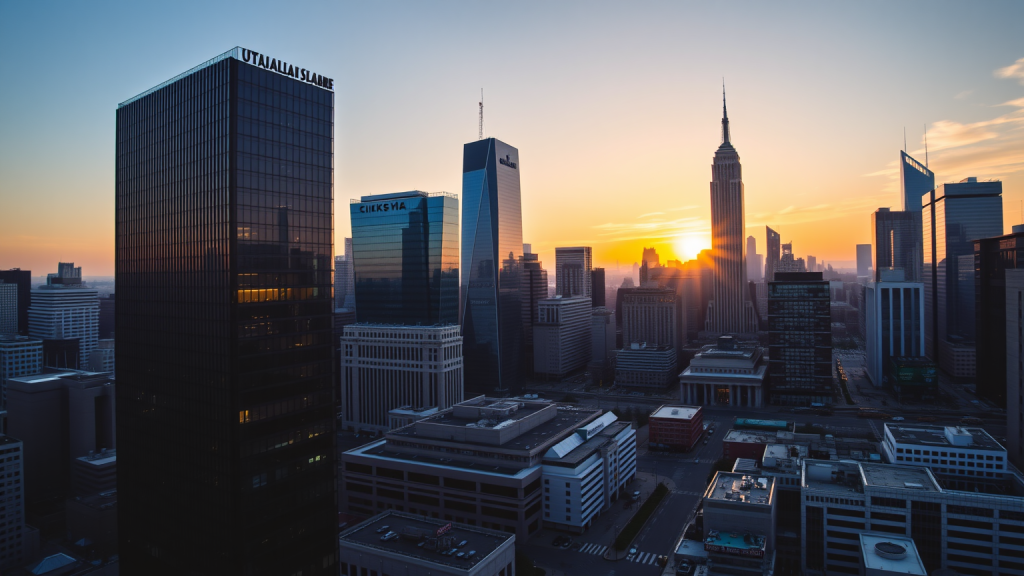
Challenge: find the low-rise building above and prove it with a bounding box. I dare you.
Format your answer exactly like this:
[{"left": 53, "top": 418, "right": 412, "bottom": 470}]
[
  {"left": 541, "top": 412, "right": 636, "bottom": 532},
  {"left": 723, "top": 429, "right": 777, "bottom": 462},
  {"left": 615, "top": 343, "right": 676, "bottom": 388},
  {"left": 881, "top": 423, "right": 1007, "bottom": 479},
  {"left": 702, "top": 472, "right": 777, "bottom": 576},
  {"left": 648, "top": 405, "right": 703, "bottom": 452},
  {"left": 679, "top": 336, "right": 766, "bottom": 407},
  {"left": 339, "top": 511, "right": 515, "bottom": 576}
]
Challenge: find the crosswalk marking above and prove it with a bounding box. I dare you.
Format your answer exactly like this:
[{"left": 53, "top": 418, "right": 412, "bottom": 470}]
[
  {"left": 577, "top": 543, "right": 607, "bottom": 555},
  {"left": 626, "top": 551, "right": 660, "bottom": 565}
]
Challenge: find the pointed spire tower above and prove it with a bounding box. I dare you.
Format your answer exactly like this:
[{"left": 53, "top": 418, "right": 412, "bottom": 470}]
[{"left": 706, "top": 81, "right": 757, "bottom": 334}]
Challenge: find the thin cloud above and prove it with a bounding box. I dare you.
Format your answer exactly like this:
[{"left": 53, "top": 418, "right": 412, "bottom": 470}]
[
  {"left": 592, "top": 215, "right": 708, "bottom": 243},
  {"left": 955, "top": 90, "right": 973, "bottom": 100},
  {"left": 637, "top": 211, "right": 665, "bottom": 218},
  {"left": 1000, "top": 97, "right": 1024, "bottom": 108},
  {"left": 996, "top": 56, "right": 1024, "bottom": 86}
]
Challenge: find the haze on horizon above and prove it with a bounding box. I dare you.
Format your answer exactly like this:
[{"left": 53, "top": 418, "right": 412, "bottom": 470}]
[{"left": 1, "top": 1, "right": 1022, "bottom": 276}]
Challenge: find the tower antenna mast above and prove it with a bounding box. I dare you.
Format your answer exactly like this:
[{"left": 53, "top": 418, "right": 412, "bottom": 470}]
[
  {"left": 924, "top": 124, "right": 929, "bottom": 168},
  {"left": 478, "top": 89, "right": 484, "bottom": 140},
  {"left": 903, "top": 127, "right": 906, "bottom": 153}
]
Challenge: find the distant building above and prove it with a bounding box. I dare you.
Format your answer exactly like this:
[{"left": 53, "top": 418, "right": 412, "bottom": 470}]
[
  {"left": 648, "top": 405, "right": 703, "bottom": 451},
  {"left": 0, "top": 270, "right": 31, "bottom": 335},
  {"left": 0, "top": 434, "right": 25, "bottom": 571},
  {"left": 923, "top": 178, "right": 1003, "bottom": 363},
  {"left": 899, "top": 151, "right": 935, "bottom": 213},
  {"left": 591, "top": 267, "right": 606, "bottom": 307},
  {"left": 806, "top": 255, "right": 816, "bottom": 274},
  {"left": 339, "top": 511, "right": 516, "bottom": 576},
  {"left": 28, "top": 263, "right": 99, "bottom": 371},
  {"left": 461, "top": 137, "right": 524, "bottom": 397},
  {"left": 340, "top": 324, "right": 463, "bottom": 434},
  {"left": 533, "top": 296, "right": 592, "bottom": 379},
  {"left": 589, "top": 308, "right": 616, "bottom": 369},
  {"left": 864, "top": 281, "right": 925, "bottom": 388},
  {"left": 620, "top": 287, "right": 679, "bottom": 349},
  {"left": 335, "top": 236, "right": 354, "bottom": 309},
  {"left": 777, "top": 242, "right": 806, "bottom": 274},
  {"left": 97, "top": 293, "right": 115, "bottom": 339},
  {"left": 341, "top": 397, "right": 605, "bottom": 539},
  {"left": 679, "top": 336, "right": 767, "bottom": 407},
  {"left": 615, "top": 344, "right": 677, "bottom": 388},
  {"left": 1009, "top": 269, "right": 1024, "bottom": 468},
  {"left": 974, "top": 225, "right": 1024, "bottom": 407},
  {"left": 0, "top": 282, "right": 16, "bottom": 335},
  {"left": 642, "top": 247, "right": 660, "bottom": 268},
  {"left": 520, "top": 247, "right": 548, "bottom": 376},
  {"left": 351, "top": 191, "right": 459, "bottom": 325},
  {"left": 765, "top": 227, "right": 781, "bottom": 283},
  {"left": 702, "top": 472, "right": 777, "bottom": 576},
  {"left": 881, "top": 423, "right": 1007, "bottom": 478},
  {"left": 89, "top": 339, "right": 115, "bottom": 374},
  {"left": 872, "top": 208, "right": 922, "bottom": 282},
  {"left": 0, "top": 335, "right": 42, "bottom": 408},
  {"left": 746, "top": 236, "right": 763, "bottom": 282},
  {"left": 555, "top": 246, "right": 592, "bottom": 298},
  {"left": 768, "top": 272, "right": 832, "bottom": 406},
  {"left": 856, "top": 244, "right": 872, "bottom": 278}
]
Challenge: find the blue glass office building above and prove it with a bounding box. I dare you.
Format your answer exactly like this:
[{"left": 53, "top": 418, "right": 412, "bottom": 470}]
[
  {"left": 116, "top": 48, "right": 337, "bottom": 575},
  {"left": 461, "top": 138, "right": 524, "bottom": 396},
  {"left": 350, "top": 191, "right": 459, "bottom": 324},
  {"left": 900, "top": 151, "right": 935, "bottom": 212}
]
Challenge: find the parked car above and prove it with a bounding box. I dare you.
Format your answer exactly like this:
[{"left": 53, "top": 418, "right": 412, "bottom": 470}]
[
  {"left": 628, "top": 546, "right": 638, "bottom": 557},
  {"left": 375, "top": 525, "right": 390, "bottom": 534},
  {"left": 892, "top": 417, "right": 904, "bottom": 422}
]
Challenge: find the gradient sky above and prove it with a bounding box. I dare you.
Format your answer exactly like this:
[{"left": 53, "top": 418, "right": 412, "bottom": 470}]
[{"left": 1, "top": 1, "right": 1022, "bottom": 277}]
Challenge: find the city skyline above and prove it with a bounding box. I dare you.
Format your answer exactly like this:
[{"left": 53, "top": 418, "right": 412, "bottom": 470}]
[{"left": 2, "top": 2, "right": 1023, "bottom": 276}]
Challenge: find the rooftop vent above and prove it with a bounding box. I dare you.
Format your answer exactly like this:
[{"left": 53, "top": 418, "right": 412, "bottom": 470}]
[{"left": 874, "top": 541, "right": 907, "bottom": 560}]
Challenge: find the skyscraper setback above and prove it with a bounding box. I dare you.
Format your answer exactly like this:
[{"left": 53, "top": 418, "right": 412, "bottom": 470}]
[
  {"left": 115, "top": 48, "right": 337, "bottom": 575},
  {"left": 705, "top": 90, "right": 757, "bottom": 334},
  {"left": 765, "top": 226, "right": 781, "bottom": 283},
  {"left": 460, "top": 137, "right": 524, "bottom": 396}
]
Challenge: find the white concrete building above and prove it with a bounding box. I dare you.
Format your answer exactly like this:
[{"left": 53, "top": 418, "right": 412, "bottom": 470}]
[
  {"left": 0, "top": 335, "right": 42, "bottom": 408},
  {"left": 881, "top": 423, "right": 1007, "bottom": 479},
  {"left": 341, "top": 324, "right": 463, "bottom": 433},
  {"left": 864, "top": 281, "right": 925, "bottom": 387},
  {"left": 0, "top": 434, "right": 25, "bottom": 571},
  {"left": 541, "top": 412, "right": 637, "bottom": 532},
  {"left": 533, "top": 296, "right": 591, "bottom": 379},
  {"left": 28, "top": 272, "right": 99, "bottom": 371}
]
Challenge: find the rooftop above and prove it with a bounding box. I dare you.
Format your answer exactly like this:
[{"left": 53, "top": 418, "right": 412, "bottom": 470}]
[
  {"left": 861, "top": 463, "right": 940, "bottom": 492},
  {"left": 340, "top": 511, "right": 513, "bottom": 569},
  {"left": 704, "top": 530, "right": 767, "bottom": 557},
  {"left": 651, "top": 405, "right": 701, "bottom": 420},
  {"left": 885, "top": 424, "right": 1004, "bottom": 451},
  {"left": 705, "top": 472, "right": 774, "bottom": 506},
  {"left": 543, "top": 418, "right": 630, "bottom": 467},
  {"left": 802, "top": 460, "right": 865, "bottom": 493},
  {"left": 724, "top": 429, "right": 776, "bottom": 445},
  {"left": 859, "top": 533, "right": 927, "bottom": 575}
]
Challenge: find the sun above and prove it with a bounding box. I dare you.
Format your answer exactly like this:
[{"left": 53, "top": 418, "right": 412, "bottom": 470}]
[{"left": 673, "top": 235, "right": 709, "bottom": 262}]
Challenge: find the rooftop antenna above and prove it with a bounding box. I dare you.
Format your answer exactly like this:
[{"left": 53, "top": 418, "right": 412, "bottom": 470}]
[
  {"left": 478, "top": 89, "right": 484, "bottom": 141},
  {"left": 924, "top": 124, "right": 929, "bottom": 168},
  {"left": 903, "top": 127, "right": 907, "bottom": 153}
]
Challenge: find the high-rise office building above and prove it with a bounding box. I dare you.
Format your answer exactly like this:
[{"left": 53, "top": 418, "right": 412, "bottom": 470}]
[
  {"left": 777, "top": 242, "right": 806, "bottom": 274},
  {"left": 0, "top": 335, "right": 42, "bottom": 408},
  {"left": 340, "top": 324, "right": 463, "bottom": 433},
  {"left": 0, "top": 433, "right": 25, "bottom": 571},
  {"left": 922, "top": 178, "right": 1003, "bottom": 363},
  {"left": 974, "top": 225, "right": 1024, "bottom": 407},
  {"left": 768, "top": 272, "right": 832, "bottom": 405},
  {"left": 1007, "top": 269, "right": 1024, "bottom": 467},
  {"left": 706, "top": 91, "right": 757, "bottom": 334},
  {"left": 621, "top": 287, "right": 680, "bottom": 350},
  {"left": 519, "top": 246, "right": 548, "bottom": 376},
  {"left": 335, "top": 237, "right": 355, "bottom": 309},
  {"left": 115, "top": 47, "right": 338, "bottom": 575},
  {"left": 0, "top": 270, "right": 31, "bottom": 336},
  {"left": 590, "top": 267, "right": 606, "bottom": 307},
  {"left": 350, "top": 191, "right": 459, "bottom": 325},
  {"left": 871, "top": 207, "right": 922, "bottom": 282},
  {"left": 533, "top": 296, "right": 591, "bottom": 379},
  {"left": 98, "top": 293, "right": 115, "bottom": 339},
  {"left": 856, "top": 244, "right": 872, "bottom": 278},
  {"left": 765, "top": 227, "right": 781, "bottom": 283},
  {"left": 746, "top": 235, "right": 764, "bottom": 282},
  {"left": 461, "top": 138, "right": 524, "bottom": 396},
  {"left": 555, "top": 246, "right": 592, "bottom": 298},
  {"left": 864, "top": 281, "right": 925, "bottom": 389},
  {"left": 0, "top": 282, "right": 16, "bottom": 335},
  {"left": 900, "top": 151, "right": 935, "bottom": 212},
  {"left": 28, "top": 264, "right": 99, "bottom": 371},
  {"left": 642, "top": 247, "right": 660, "bottom": 268}
]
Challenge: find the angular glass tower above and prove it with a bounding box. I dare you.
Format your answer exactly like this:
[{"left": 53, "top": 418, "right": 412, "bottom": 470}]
[
  {"left": 115, "top": 48, "right": 337, "bottom": 575},
  {"left": 461, "top": 138, "right": 523, "bottom": 396},
  {"left": 900, "top": 151, "right": 935, "bottom": 212},
  {"left": 350, "top": 191, "right": 459, "bottom": 324}
]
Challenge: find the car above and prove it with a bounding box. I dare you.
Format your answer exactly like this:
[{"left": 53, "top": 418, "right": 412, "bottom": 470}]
[
  {"left": 379, "top": 531, "right": 399, "bottom": 542},
  {"left": 629, "top": 546, "right": 638, "bottom": 557},
  {"left": 694, "top": 458, "right": 700, "bottom": 463},
  {"left": 551, "top": 535, "right": 568, "bottom": 547},
  {"left": 458, "top": 540, "right": 468, "bottom": 548},
  {"left": 375, "top": 525, "right": 390, "bottom": 534},
  {"left": 657, "top": 555, "right": 669, "bottom": 567},
  {"left": 456, "top": 552, "right": 466, "bottom": 559},
  {"left": 560, "top": 539, "right": 572, "bottom": 549},
  {"left": 446, "top": 548, "right": 459, "bottom": 556},
  {"left": 466, "top": 550, "right": 477, "bottom": 559},
  {"left": 892, "top": 417, "right": 904, "bottom": 422},
  {"left": 632, "top": 490, "right": 641, "bottom": 501}
]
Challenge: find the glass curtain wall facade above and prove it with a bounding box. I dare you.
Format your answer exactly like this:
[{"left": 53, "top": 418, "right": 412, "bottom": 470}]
[
  {"left": 116, "top": 49, "right": 337, "bottom": 575},
  {"left": 922, "top": 180, "right": 1002, "bottom": 360},
  {"left": 974, "top": 230, "right": 1024, "bottom": 407},
  {"left": 900, "top": 151, "right": 935, "bottom": 212},
  {"left": 767, "top": 272, "right": 832, "bottom": 405},
  {"left": 765, "top": 226, "right": 781, "bottom": 283},
  {"left": 461, "top": 138, "right": 524, "bottom": 396},
  {"left": 350, "top": 191, "right": 458, "bottom": 325},
  {"left": 872, "top": 207, "right": 922, "bottom": 282}
]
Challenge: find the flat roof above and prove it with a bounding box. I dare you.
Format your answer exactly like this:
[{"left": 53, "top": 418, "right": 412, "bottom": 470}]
[
  {"left": 859, "top": 533, "right": 927, "bottom": 575},
  {"left": 802, "top": 461, "right": 865, "bottom": 493},
  {"left": 724, "top": 429, "right": 776, "bottom": 444},
  {"left": 705, "top": 472, "right": 774, "bottom": 506},
  {"left": 359, "top": 191, "right": 428, "bottom": 202},
  {"left": 340, "top": 511, "right": 512, "bottom": 569},
  {"left": 351, "top": 440, "right": 530, "bottom": 478},
  {"left": 861, "top": 463, "right": 940, "bottom": 492},
  {"left": 651, "top": 406, "right": 700, "bottom": 420},
  {"left": 704, "top": 530, "right": 767, "bottom": 553},
  {"left": 543, "top": 421, "right": 630, "bottom": 467},
  {"left": 886, "top": 424, "right": 1003, "bottom": 451}
]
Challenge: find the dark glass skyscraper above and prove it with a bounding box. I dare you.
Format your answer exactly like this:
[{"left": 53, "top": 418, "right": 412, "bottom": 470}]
[
  {"left": 899, "top": 151, "right": 935, "bottom": 212},
  {"left": 872, "top": 207, "right": 922, "bottom": 282},
  {"left": 973, "top": 226, "right": 1024, "bottom": 407},
  {"left": 767, "top": 272, "right": 832, "bottom": 405},
  {"left": 461, "top": 138, "right": 523, "bottom": 396},
  {"left": 350, "top": 191, "right": 459, "bottom": 324},
  {"left": 765, "top": 226, "right": 781, "bottom": 283},
  {"left": 0, "top": 270, "right": 31, "bottom": 336},
  {"left": 922, "top": 178, "right": 1002, "bottom": 361},
  {"left": 116, "top": 48, "right": 337, "bottom": 575}
]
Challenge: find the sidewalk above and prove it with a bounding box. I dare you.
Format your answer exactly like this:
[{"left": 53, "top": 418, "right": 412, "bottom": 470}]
[{"left": 601, "top": 471, "right": 676, "bottom": 561}]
